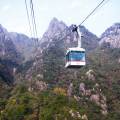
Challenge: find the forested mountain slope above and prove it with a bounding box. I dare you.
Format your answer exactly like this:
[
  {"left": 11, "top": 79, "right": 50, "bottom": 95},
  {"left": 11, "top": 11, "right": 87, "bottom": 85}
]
[{"left": 0, "top": 19, "right": 120, "bottom": 120}]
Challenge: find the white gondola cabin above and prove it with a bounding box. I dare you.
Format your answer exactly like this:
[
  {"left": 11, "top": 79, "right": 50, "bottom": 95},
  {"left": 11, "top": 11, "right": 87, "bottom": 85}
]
[
  {"left": 65, "top": 47, "right": 86, "bottom": 68},
  {"left": 65, "top": 24, "right": 86, "bottom": 68}
]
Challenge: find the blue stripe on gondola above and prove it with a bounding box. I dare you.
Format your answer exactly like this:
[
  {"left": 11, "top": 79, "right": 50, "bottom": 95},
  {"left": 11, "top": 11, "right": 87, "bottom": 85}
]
[{"left": 69, "top": 52, "right": 85, "bottom": 61}]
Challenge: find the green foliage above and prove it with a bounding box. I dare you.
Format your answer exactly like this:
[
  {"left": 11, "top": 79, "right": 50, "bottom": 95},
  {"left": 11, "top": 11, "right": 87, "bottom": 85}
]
[
  {"left": 42, "top": 38, "right": 65, "bottom": 84},
  {"left": 0, "top": 86, "right": 102, "bottom": 120},
  {"left": 0, "top": 85, "right": 35, "bottom": 120},
  {"left": 17, "top": 60, "right": 33, "bottom": 74}
]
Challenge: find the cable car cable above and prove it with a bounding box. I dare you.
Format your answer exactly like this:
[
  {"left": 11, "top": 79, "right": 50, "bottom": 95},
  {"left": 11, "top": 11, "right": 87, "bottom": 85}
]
[
  {"left": 30, "top": 0, "right": 36, "bottom": 38},
  {"left": 79, "top": 0, "right": 106, "bottom": 26},
  {"left": 30, "top": 0, "right": 38, "bottom": 39},
  {"left": 24, "top": 0, "right": 32, "bottom": 37},
  {"left": 83, "top": 0, "right": 110, "bottom": 21}
]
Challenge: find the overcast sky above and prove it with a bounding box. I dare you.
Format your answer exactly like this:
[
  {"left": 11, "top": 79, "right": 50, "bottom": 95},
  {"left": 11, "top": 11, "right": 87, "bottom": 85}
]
[{"left": 0, "top": 0, "right": 120, "bottom": 38}]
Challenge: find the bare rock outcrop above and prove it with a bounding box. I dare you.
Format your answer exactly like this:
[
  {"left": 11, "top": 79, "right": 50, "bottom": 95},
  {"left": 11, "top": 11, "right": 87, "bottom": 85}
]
[
  {"left": 100, "top": 23, "right": 120, "bottom": 48},
  {"left": 86, "top": 69, "right": 95, "bottom": 81}
]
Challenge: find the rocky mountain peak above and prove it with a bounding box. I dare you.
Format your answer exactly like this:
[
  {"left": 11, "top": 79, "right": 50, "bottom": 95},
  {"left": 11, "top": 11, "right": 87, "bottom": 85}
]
[
  {"left": 0, "top": 25, "right": 24, "bottom": 59},
  {"left": 0, "top": 24, "right": 8, "bottom": 34},
  {"left": 100, "top": 23, "right": 120, "bottom": 48},
  {"left": 49, "top": 17, "right": 59, "bottom": 26},
  {"left": 49, "top": 17, "right": 67, "bottom": 31},
  {"left": 42, "top": 18, "right": 67, "bottom": 39},
  {"left": 39, "top": 18, "right": 69, "bottom": 49},
  {"left": 101, "top": 23, "right": 120, "bottom": 38},
  {"left": 40, "top": 18, "right": 99, "bottom": 50}
]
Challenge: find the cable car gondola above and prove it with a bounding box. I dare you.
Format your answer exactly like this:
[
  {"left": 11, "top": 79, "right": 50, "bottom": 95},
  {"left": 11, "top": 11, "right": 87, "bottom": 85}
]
[
  {"left": 65, "top": 47, "right": 85, "bottom": 68},
  {"left": 65, "top": 25, "right": 86, "bottom": 68}
]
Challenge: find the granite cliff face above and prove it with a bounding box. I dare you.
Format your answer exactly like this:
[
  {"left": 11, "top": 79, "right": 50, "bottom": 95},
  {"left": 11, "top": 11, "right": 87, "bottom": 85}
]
[
  {"left": 40, "top": 18, "right": 99, "bottom": 51},
  {"left": 0, "top": 25, "right": 22, "bottom": 84},
  {"left": 100, "top": 23, "right": 120, "bottom": 48},
  {"left": 79, "top": 25, "right": 99, "bottom": 50},
  {"left": 0, "top": 25, "right": 21, "bottom": 62}
]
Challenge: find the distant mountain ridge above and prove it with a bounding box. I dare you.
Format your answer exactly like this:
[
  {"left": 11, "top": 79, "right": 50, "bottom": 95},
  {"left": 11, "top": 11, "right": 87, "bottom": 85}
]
[
  {"left": 100, "top": 23, "right": 120, "bottom": 48},
  {"left": 9, "top": 32, "right": 37, "bottom": 61},
  {"left": 0, "top": 18, "right": 120, "bottom": 85},
  {"left": 40, "top": 18, "right": 99, "bottom": 51}
]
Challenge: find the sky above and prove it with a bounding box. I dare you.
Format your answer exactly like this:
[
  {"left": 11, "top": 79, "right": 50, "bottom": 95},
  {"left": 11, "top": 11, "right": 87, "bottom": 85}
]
[{"left": 0, "top": 0, "right": 120, "bottom": 38}]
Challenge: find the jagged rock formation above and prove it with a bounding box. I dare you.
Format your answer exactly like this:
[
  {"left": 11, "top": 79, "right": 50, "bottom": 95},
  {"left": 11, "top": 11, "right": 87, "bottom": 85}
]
[
  {"left": 40, "top": 18, "right": 99, "bottom": 51},
  {"left": 80, "top": 26, "right": 99, "bottom": 50},
  {"left": 0, "top": 25, "right": 22, "bottom": 84},
  {"left": 71, "top": 69, "right": 108, "bottom": 115},
  {"left": 100, "top": 23, "right": 120, "bottom": 48},
  {"left": 40, "top": 18, "right": 69, "bottom": 51},
  {"left": 0, "top": 25, "right": 21, "bottom": 62},
  {"left": 69, "top": 109, "right": 88, "bottom": 120}
]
